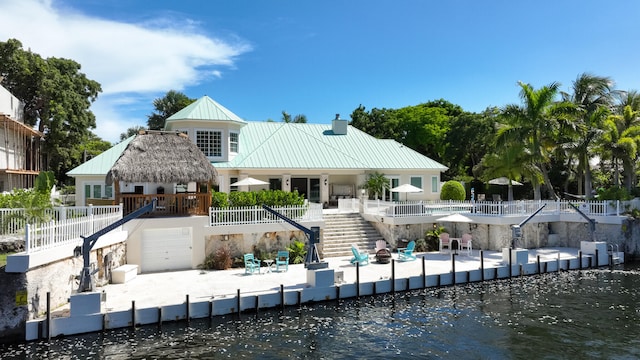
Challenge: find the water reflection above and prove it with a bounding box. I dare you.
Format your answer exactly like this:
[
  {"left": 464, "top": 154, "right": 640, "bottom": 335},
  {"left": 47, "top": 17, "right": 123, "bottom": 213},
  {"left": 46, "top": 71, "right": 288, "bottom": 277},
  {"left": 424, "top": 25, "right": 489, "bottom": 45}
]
[{"left": 3, "top": 265, "right": 640, "bottom": 359}]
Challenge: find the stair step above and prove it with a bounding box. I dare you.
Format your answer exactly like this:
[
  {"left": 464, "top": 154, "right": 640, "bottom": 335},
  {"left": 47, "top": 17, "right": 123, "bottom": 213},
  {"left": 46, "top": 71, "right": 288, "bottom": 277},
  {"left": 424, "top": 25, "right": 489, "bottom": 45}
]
[{"left": 320, "top": 212, "right": 383, "bottom": 258}]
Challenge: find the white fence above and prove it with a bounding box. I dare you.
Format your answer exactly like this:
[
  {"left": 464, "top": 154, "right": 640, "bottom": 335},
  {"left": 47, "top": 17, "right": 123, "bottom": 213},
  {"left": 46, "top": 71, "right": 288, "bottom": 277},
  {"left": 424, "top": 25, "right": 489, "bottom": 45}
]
[
  {"left": 209, "top": 204, "right": 323, "bottom": 226},
  {"left": 364, "top": 199, "right": 628, "bottom": 218},
  {"left": 0, "top": 205, "right": 122, "bottom": 236},
  {"left": 22, "top": 205, "right": 123, "bottom": 253}
]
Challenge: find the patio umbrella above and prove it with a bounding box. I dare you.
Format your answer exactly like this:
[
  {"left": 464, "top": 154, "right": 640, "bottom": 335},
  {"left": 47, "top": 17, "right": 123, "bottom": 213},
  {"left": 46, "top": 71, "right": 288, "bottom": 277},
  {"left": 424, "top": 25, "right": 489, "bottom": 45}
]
[
  {"left": 488, "top": 177, "right": 523, "bottom": 202},
  {"left": 390, "top": 183, "right": 423, "bottom": 201},
  {"left": 230, "top": 177, "right": 269, "bottom": 190},
  {"left": 488, "top": 177, "right": 523, "bottom": 186},
  {"left": 436, "top": 213, "right": 474, "bottom": 237}
]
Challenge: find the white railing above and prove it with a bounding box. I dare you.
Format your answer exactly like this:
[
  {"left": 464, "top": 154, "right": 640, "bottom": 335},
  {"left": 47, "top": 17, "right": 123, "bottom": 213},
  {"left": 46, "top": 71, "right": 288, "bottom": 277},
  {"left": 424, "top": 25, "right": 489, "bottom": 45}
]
[
  {"left": 209, "top": 204, "right": 323, "bottom": 226},
  {"left": 337, "top": 198, "right": 359, "bottom": 213},
  {"left": 24, "top": 205, "right": 123, "bottom": 254},
  {"left": 0, "top": 205, "right": 122, "bottom": 236},
  {"left": 363, "top": 199, "right": 626, "bottom": 218}
]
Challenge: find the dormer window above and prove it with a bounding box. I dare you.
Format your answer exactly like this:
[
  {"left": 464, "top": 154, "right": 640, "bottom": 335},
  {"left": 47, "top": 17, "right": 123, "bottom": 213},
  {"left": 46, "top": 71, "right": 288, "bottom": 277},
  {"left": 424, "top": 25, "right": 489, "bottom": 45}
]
[
  {"left": 230, "top": 132, "right": 239, "bottom": 153},
  {"left": 196, "top": 130, "right": 222, "bottom": 157}
]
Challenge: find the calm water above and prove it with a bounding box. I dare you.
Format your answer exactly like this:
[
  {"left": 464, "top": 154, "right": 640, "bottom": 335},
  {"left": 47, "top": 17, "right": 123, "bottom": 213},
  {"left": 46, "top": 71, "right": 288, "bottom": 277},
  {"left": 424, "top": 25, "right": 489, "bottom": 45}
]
[{"left": 3, "top": 264, "right": 640, "bottom": 359}]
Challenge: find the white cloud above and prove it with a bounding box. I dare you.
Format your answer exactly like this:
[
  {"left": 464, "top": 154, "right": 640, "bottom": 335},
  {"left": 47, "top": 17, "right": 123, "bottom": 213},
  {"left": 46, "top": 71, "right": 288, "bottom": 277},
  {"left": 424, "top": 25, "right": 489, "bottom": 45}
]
[{"left": 0, "top": 0, "right": 251, "bottom": 142}]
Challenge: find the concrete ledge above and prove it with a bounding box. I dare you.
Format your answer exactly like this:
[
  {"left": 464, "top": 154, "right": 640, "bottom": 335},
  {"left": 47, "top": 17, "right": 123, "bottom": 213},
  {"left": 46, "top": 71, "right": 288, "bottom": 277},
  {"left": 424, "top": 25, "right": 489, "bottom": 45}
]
[{"left": 111, "top": 264, "right": 138, "bottom": 284}]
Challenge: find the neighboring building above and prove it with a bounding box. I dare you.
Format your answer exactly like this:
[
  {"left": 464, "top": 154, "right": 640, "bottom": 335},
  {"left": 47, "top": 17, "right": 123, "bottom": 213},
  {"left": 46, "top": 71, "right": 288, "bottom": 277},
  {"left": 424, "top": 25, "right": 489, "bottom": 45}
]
[
  {"left": 68, "top": 95, "right": 447, "bottom": 207},
  {"left": 0, "top": 84, "right": 43, "bottom": 191}
]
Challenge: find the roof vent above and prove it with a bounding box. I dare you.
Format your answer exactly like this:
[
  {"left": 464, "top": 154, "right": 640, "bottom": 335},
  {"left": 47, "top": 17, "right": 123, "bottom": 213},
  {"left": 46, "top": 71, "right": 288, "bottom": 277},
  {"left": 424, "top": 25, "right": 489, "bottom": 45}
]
[{"left": 332, "top": 114, "right": 347, "bottom": 135}]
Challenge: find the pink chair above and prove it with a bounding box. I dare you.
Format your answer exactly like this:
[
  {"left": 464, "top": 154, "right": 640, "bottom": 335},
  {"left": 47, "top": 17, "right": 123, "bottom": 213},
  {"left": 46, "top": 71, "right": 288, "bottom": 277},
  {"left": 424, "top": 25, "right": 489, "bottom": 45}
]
[
  {"left": 460, "top": 233, "right": 473, "bottom": 255},
  {"left": 439, "top": 233, "right": 451, "bottom": 252}
]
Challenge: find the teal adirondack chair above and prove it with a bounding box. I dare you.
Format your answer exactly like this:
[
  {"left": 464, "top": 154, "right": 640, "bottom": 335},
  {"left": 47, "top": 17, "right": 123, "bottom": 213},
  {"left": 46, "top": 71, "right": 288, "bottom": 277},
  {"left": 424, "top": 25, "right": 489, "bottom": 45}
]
[
  {"left": 275, "top": 250, "right": 289, "bottom": 272},
  {"left": 350, "top": 245, "right": 369, "bottom": 266},
  {"left": 398, "top": 240, "right": 417, "bottom": 261},
  {"left": 244, "top": 253, "right": 261, "bottom": 274}
]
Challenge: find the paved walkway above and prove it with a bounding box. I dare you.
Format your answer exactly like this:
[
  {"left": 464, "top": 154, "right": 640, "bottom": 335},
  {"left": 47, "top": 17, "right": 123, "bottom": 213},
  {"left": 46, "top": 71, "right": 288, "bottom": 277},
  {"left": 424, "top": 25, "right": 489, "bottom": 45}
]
[{"left": 96, "top": 247, "right": 581, "bottom": 313}]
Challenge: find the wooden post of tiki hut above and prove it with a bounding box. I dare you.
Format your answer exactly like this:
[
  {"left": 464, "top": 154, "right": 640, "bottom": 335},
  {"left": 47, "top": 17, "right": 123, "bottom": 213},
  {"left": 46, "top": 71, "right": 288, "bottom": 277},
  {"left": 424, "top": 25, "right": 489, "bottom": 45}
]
[{"left": 105, "top": 131, "right": 217, "bottom": 216}]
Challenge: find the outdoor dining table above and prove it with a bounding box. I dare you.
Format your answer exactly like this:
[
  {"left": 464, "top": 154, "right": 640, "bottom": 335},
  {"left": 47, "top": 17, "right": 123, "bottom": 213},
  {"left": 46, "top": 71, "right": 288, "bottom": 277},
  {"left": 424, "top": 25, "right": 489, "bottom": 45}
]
[{"left": 263, "top": 259, "right": 275, "bottom": 273}]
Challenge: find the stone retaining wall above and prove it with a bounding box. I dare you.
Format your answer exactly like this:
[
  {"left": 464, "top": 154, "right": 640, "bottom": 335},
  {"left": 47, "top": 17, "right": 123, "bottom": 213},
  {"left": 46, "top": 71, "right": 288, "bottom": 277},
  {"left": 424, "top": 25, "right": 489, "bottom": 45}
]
[{"left": 0, "top": 242, "right": 127, "bottom": 343}]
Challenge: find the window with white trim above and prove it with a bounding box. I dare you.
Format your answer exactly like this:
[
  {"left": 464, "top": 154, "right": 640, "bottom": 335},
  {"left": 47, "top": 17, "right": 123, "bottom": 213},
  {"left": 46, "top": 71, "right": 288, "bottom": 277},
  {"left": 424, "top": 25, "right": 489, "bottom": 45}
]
[
  {"left": 230, "top": 132, "right": 239, "bottom": 153},
  {"left": 196, "top": 130, "right": 222, "bottom": 157},
  {"left": 431, "top": 176, "right": 439, "bottom": 193},
  {"left": 410, "top": 176, "right": 422, "bottom": 189}
]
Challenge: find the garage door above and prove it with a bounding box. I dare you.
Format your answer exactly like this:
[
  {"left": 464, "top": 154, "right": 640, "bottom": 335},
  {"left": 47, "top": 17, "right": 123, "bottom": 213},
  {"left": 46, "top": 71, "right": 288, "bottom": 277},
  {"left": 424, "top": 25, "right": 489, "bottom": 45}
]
[{"left": 141, "top": 227, "right": 192, "bottom": 272}]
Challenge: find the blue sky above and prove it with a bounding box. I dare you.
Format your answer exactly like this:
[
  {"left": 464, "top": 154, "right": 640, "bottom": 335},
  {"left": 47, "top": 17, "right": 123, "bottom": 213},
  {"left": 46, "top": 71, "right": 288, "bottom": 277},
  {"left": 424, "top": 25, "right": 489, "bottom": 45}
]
[{"left": 1, "top": 0, "right": 640, "bottom": 143}]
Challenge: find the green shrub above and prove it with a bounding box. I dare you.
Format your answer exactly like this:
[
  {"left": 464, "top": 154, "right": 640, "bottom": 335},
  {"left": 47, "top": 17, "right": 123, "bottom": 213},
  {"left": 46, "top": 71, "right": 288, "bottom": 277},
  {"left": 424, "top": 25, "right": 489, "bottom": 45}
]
[
  {"left": 440, "top": 181, "right": 466, "bottom": 201},
  {"left": 212, "top": 190, "right": 306, "bottom": 208},
  {"left": 597, "top": 186, "right": 632, "bottom": 200},
  {"left": 425, "top": 225, "right": 447, "bottom": 251},
  {"left": 415, "top": 238, "right": 427, "bottom": 252},
  {"left": 286, "top": 239, "right": 307, "bottom": 264},
  {"left": 198, "top": 246, "right": 232, "bottom": 270},
  {"left": 211, "top": 191, "right": 229, "bottom": 207}
]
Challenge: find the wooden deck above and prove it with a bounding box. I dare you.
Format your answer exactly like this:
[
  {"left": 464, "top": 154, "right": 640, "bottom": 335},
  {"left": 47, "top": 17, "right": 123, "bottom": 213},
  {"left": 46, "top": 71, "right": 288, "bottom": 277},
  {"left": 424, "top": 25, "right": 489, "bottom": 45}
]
[{"left": 116, "top": 193, "right": 210, "bottom": 216}]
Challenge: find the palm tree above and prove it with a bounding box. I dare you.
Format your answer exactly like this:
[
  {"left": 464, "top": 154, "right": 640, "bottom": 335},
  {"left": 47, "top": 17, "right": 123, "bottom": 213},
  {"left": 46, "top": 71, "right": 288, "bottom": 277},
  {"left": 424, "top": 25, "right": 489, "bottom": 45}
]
[
  {"left": 478, "top": 142, "right": 540, "bottom": 201},
  {"left": 498, "top": 81, "right": 562, "bottom": 200},
  {"left": 561, "top": 73, "right": 614, "bottom": 198},
  {"left": 600, "top": 105, "right": 640, "bottom": 191},
  {"left": 361, "top": 172, "right": 390, "bottom": 200}
]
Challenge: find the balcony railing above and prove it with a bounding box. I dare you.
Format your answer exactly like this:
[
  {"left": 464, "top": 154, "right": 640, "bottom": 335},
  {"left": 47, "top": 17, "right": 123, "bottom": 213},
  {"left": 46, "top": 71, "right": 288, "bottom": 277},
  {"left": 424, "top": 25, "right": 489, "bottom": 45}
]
[
  {"left": 364, "top": 199, "right": 628, "bottom": 218},
  {"left": 117, "top": 193, "right": 210, "bottom": 216}
]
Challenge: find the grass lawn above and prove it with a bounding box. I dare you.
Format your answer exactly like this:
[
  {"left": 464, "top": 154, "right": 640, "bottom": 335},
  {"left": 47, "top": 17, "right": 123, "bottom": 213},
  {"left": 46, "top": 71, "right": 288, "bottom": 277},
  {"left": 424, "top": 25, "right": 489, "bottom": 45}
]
[{"left": 0, "top": 253, "right": 9, "bottom": 267}]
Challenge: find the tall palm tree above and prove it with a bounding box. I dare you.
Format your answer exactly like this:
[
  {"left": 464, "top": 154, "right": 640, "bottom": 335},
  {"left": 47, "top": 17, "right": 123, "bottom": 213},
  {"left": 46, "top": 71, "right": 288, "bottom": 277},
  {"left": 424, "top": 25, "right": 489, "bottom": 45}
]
[
  {"left": 561, "top": 73, "right": 614, "bottom": 198},
  {"left": 478, "top": 142, "right": 540, "bottom": 201},
  {"left": 498, "top": 81, "right": 562, "bottom": 200},
  {"left": 600, "top": 105, "right": 640, "bottom": 191}
]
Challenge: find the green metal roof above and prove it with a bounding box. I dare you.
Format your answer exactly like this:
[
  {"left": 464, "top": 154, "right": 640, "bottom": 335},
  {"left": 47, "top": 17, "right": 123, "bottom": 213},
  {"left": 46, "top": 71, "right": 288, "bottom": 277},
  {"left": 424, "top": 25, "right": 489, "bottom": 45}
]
[
  {"left": 66, "top": 136, "right": 135, "bottom": 176},
  {"left": 166, "top": 95, "right": 246, "bottom": 124},
  {"left": 214, "top": 122, "right": 448, "bottom": 170}
]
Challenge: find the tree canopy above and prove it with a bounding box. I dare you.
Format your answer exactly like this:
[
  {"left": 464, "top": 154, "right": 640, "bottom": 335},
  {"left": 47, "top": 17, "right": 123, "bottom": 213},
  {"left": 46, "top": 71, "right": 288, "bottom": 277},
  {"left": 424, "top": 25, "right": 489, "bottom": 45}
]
[{"left": 147, "top": 90, "right": 195, "bottom": 130}]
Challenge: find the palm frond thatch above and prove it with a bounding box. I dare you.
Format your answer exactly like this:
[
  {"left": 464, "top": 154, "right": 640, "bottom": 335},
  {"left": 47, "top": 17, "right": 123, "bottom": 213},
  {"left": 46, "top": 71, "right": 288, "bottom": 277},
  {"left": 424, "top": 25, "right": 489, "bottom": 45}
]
[{"left": 105, "top": 132, "right": 217, "bottom": 185}]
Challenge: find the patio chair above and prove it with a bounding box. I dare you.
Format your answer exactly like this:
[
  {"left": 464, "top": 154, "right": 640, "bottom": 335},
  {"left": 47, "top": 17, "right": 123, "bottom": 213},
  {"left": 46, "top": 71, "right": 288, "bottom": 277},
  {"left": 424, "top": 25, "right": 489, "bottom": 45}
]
[
  {"left": 375, "top": 240, "right": 388, "bottom": 252},
  {"left": 460, "top": 233, "right": 473, "bottom": 255},
  {"left": 398, "top": 240, "right": 417, "bottom": 261},
  {"left": 243, "top": 253, "right": 261, "bottom": 274},
  {"left": 350, "top": 245, "right": 369, "bottom": 266},
  {"left": 275, "top": 250, "right": 289, "bottom": 272},
  {"left": 439, "top": 233, "right": 451, "bottom": 252}
]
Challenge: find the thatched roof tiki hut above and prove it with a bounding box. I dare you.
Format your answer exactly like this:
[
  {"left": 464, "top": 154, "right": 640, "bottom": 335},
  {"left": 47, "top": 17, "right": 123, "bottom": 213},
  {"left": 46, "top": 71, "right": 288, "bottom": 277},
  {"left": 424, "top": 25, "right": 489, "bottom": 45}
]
[{"left": 106, "top": 131, "right": 218, "bottom": 216}]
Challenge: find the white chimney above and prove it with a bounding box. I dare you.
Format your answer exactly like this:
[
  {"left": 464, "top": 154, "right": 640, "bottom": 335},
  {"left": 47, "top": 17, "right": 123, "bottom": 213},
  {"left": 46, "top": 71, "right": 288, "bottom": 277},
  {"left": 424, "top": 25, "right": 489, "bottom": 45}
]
[{"left": 331, "top": 113, "right": 347, "bottom": 135}]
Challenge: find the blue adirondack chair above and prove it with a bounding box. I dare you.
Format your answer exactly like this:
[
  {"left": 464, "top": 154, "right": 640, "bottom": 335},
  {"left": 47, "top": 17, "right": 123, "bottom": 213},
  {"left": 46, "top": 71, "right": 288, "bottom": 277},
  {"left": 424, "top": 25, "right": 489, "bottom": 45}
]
[
  {"left": 398, "top": 240, "right": 417, "bottom": 261},
  {"left": 350, "top": 245, "right": 369, "bottom": 266},
  {"left": 244, "top": 253, "right": 261, "bottom": 274},
  {"left": 275, "top": 250, "right": 289, "bottom": 272}
]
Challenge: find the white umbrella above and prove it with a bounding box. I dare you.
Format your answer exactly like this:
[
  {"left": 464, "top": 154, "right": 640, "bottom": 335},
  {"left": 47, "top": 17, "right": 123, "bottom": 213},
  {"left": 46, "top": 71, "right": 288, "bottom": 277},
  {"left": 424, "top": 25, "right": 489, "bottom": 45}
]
[
  {"left": 230, "top": 177, "right": 269, "bottom": 190},
  {"left": 436, "top": 213, "right": 473, "bottom": 223},
  {"left": 488, "top": 177, "right": 523, "bottom": 186},
  {"left": 436, "top": 213, "right": 474, "bottom": 237},
  {"left": 488, "top": 177, "right": 523, "bottom": 201},
  {"left": 390, "top": 183, "right": 423, "bottom": 201}
]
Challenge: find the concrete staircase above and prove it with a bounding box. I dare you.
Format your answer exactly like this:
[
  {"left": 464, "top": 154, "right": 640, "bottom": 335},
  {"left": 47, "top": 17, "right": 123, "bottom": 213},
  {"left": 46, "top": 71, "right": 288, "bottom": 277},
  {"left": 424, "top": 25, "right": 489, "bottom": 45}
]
[{"left": 320, "top": 212, "right": 384, "bottom": 258}]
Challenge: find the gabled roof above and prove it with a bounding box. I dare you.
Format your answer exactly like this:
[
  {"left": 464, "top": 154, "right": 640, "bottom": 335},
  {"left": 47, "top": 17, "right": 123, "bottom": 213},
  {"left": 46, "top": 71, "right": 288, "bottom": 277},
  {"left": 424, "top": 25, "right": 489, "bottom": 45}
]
[
  {"left": 67, "top": 136, "right": 135, "bottom": 176},
  {"left": 213, "top": 122, "right": 448, "bottom": 170},
  {"left": 166, "top": 95, "right": 246, "bottom": 125}
]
